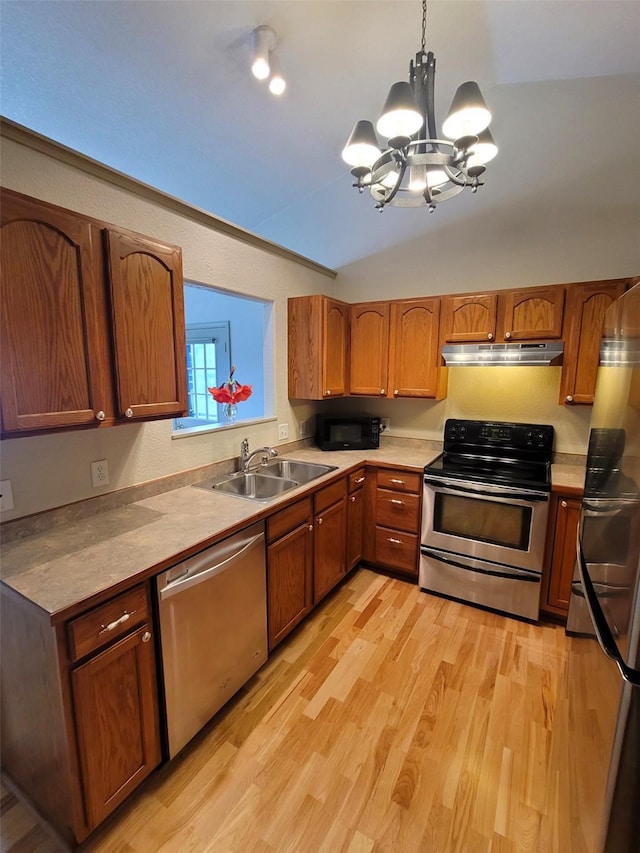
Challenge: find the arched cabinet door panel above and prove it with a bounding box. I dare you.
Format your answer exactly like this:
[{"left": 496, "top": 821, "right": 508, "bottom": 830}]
[
  {"left": 0, "top": 192, "right": 110, "bottom": 432},
  {"left": 105, "top": 228, "right": 187, "bottom": 420}
]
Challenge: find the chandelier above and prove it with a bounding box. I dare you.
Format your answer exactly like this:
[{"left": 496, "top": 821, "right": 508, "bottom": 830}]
[{"left": 341, "top": 0, "right": 497, "bottom": 212}]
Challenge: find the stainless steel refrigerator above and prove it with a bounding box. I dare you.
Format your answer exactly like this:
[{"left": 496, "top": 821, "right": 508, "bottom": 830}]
[{"left": 566, "top": 281, "right": 640, "bottom": 852}]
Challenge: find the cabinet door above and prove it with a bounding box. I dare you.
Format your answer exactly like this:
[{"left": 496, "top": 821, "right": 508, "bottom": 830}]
[
  {"left": 440, "top": 293, "right": 497, "bottom": 343},
  {"left": 346, "top": 488, "right": 364, "bottom": 571},
  {"left": 267, "top": 522, "right": 313, "bottom": 650},
  {"left": 0, "top": 190, "right": 111, "bottom": 433},
  {"left": 499, "top": 286, "right": 565, "bottom": 341},
  {"left": 389, "top": 298, "right": 441, "bottom": 398},
  {"left": 105, "top": 228, "right": 187, "bottom": 420},
  {"left": 71, "top": 624, "right": 161, "bottom": 829},
  {"left": 560, "top": 280, "right": 628, "bottom": 405},
  {"left": 323, "top": 298, "right": 349, "bottom": 397},
  {"left": 545, "top": 495, "right": 582, "bottom": 615},
  {"left": 314, "top": 497, "right": 347, "bottom": 603},
  {"left": 349, "top": 302, "right": 389, "bottom": 396}
]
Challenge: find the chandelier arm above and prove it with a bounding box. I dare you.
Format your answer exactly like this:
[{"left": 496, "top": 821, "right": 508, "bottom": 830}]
[{"left": 381, "top": 158, "right": 408, "bottom": 206}]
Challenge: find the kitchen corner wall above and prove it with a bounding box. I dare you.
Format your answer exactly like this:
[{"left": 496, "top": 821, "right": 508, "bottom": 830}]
[{"left": 0, "top": 133, "right": 334, "bottom": 520}]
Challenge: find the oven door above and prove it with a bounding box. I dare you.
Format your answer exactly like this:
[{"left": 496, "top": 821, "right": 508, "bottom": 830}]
[{"left": 421, "top": 475, "right": 550, "bottom": 573}]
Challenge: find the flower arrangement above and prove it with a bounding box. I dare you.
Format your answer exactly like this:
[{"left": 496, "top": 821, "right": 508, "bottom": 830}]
[{"left": 208, "top": 366, "right": 252, "bottom": 405}]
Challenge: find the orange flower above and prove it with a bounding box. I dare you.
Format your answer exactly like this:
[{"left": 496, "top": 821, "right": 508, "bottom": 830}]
[{"left": 208, "top": 366, "right": 252, "bottom": 405}]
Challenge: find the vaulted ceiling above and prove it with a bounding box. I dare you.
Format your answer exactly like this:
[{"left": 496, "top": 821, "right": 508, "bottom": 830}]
[{"left": 2, "top": 0, "right": 639, "bottom": 270}]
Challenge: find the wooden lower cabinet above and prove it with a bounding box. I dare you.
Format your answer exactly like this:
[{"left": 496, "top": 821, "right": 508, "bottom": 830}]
[
  {"left": 0, "top": 581, "right": 161, "bottom": 846},
  {"left": 72, "top": 623, "right": 160, "bottom": 828},
  {"left": 266, "top": 498, "right": 313, "bottom": 650},
  {"left": 541, "top": 491, "right": 583, "bottom": 619},
  {"left": 314, "top": 478, "right": 348, "bottom": 603},
  {"left": 371, "top": 467, "right": 422, "bottom": 579},
  {"left": 346, "top": 467, "right": 366, "bottom": 570}
]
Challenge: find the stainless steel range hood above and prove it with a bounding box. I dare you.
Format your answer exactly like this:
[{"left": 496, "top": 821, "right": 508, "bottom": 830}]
[{"left": 442, "top": 341, "right": 564, "bottom": 366}]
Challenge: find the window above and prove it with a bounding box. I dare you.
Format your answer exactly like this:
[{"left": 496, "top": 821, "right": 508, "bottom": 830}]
[{"left": 173, "top": 283, "right": 272, "bottom": 434}]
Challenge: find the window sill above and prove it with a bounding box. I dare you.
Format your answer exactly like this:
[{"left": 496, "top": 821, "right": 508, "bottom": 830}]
[{"left": 171, "top": 415, "right": 277, "bottom": 440}]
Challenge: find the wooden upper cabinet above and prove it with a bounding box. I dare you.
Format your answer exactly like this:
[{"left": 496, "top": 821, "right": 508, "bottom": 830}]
[
  {"left": 288, "top": 295, "right": 349, "bottom": 399},
  {"left": 105, "top": 228, "right": 187, "bottom": 420},
  {"left": 0, "top": 189, "right": 188, "bottom": 435},
  {"left": 349, "top": 301, "right": 390, "bottom": 396},
  {"left": 499, "top": 286, "right": 565, "bottom": 341},
  {"left": 0, "top": 191, "right": 112, "bottom": 433},
  {"left": 560, "top": 279, "right": 629, "bottom": 405},
  {"left": 440, "top": 292, "right": 498, "bottom": 342},
  {"left": 389, "top": 298, "right": 441, "bottom": 398}
]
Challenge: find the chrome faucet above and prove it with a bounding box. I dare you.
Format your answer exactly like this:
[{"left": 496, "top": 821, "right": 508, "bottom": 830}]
[{"left": 240, "top": 438, "right": 277, "bottom": 473}]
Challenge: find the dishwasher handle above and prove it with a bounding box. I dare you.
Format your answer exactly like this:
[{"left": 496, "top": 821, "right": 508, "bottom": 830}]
[{"left": 158, "top": 530, "right": 264, "bottom": 600}]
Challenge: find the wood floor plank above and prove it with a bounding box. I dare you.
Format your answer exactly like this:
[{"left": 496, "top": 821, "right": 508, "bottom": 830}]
[{"left": 3, "top": 569, "right": 610, "bottom": 853}]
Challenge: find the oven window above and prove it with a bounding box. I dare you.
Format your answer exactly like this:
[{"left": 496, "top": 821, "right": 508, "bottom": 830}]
[{"left": 434, "top": 493, "right": 532, "bottom": 551}]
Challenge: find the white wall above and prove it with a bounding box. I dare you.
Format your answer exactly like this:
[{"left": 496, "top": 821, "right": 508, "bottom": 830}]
[{"left": 0, "top": 136, "right": 332, "bottom": 519}]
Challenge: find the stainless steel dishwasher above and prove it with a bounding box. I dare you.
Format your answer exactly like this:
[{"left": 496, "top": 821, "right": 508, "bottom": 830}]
[{"left": 155, "top": 521, "right": 267, "bottom": 758}]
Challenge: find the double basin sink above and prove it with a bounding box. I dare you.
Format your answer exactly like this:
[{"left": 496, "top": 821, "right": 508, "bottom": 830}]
[{"left": 196, "top": 459, "right": 338, "bottom": 502}]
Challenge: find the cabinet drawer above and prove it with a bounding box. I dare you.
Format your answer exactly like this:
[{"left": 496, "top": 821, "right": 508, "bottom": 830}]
[
  {"left": 376, "top": 488, "right": 420, "bottom": 533},
  {"left": 374, "top": 527, "right": 419, "bottom": 574},
  {"left": 67, "top": 585, "right": 148, "bottom": 662},
  {"left": 267, "top": 497, "right": 312, "bottom": 543},
  {"left": 348, "top": 467, "right": 366, "bottom": 493},
  {"left": 314, "top": 477, "right": 347, "bottom": 514},
  {"left": 376, "top": 469, "right": 421, "bottom": 494}
]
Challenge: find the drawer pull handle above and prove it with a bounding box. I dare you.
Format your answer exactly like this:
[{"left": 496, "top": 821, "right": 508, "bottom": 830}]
[
  {"left": 390, "top": 498, "right": 404, "bottom": 506},
  {"left": 390, "top": 478, "right": 405, "bottom": 485},
  {"left": 98, "top": 610, "right": 135, "bottom": 635},
  {"left": 388, "top": 537, "right": 403, "bottom": 545},
  {"left": 354, "top": 476, "right": 365, "bottom": 484},
  {"left": 142, "top": 631, "right": 152, "bottom": 643}
]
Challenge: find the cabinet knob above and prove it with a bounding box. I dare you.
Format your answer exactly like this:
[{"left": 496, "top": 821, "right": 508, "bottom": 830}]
[
  {"left": 487, "top": 333, "right": 494, "bottom": 341},
  {"left": 308, "top": 524, "right": 313, "bottom": 532},
  {"left": 317, "top": 517, "right": 323, "bottom": 525},
  {"left": 350, "top": 495, "right": 356, "bottom": 503},
  {"left": 565, "top": 395, "right": 574, "bottom": 404},
  {"left": 325, "top": 390, "right": 331, "bottom": 396},
  {"left": 394, "top": 389, "right": 399, "bottom": 396},
  {"left": 561, "top": 500, "right": 568, "bottom": 508},
  {"left": 124, "top": 407, "right": 134, "bottom": 418},
  {"left": 380, "top": 389, "right": 385, "bottom": 396},
  {"left": 95, "top": 410, "right": 106, "bottom": 422},
  {"left": 504, "top": 331, "right": 512, "bottom": 340},
  {"left": 142, "top": 631, "right": 152, "bottom": 643}
]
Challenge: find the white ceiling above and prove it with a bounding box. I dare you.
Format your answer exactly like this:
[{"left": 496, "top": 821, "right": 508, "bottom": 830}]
[{"left": 2, "top": 0, "right": 639, "bottom": 270}]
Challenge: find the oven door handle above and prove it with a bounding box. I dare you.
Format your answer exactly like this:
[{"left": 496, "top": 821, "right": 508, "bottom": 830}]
[
  {"left": 576, "top": 535, "right": 640, "bottom": 686},
  {"left": 420, "top": 547, "right": 541, "bottom": 582},
  {"left": 422, "top": 478, "right": 548, "bottom": 503}
]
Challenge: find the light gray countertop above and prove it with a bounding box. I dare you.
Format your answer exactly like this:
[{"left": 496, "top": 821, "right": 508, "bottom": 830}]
[{"left": 0, "top": 441, "right": 585, "bottom": 622}]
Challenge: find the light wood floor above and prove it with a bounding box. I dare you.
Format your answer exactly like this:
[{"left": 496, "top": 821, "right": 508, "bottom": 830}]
[{"left": 1, "top": 568, "right": 614, "bottom": 853}]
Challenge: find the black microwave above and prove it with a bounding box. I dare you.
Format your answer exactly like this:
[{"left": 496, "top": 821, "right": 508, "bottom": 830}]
[{"left": 315, "top": 415, "right": 381, "bottom": 451}]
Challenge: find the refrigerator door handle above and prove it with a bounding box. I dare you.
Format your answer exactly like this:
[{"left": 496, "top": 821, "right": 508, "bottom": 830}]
[{"left": 577, "top": 533, "right": 640, "bottom": 687}]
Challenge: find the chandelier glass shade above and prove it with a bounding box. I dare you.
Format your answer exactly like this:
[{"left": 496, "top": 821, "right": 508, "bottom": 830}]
[{"left": 342, "top": 1, "right": 497, "bottom": 212}]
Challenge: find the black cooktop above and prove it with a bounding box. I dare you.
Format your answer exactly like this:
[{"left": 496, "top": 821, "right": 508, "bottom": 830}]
[{"left": 424, "top": 419, "right": 554, "bottom": 492}]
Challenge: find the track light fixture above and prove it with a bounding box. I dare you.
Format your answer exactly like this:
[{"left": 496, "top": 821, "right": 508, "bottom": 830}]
[
  {"left": 342, "top": 0, "right": 497, "bottom": 211},
  {"left": 251, "top": 25, "right": 286, "bottom": 96}
]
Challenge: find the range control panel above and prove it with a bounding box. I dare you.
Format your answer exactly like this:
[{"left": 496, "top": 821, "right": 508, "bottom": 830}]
[{"left": 444, "top": 419, "right": 554, "bottom": 457}]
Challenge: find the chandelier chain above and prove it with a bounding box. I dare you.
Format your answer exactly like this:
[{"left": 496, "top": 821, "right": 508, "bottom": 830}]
[{"left": 421, "top": 0, "right": 427, "bottom": 54}]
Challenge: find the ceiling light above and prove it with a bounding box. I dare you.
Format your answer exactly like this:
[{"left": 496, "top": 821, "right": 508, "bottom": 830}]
[
  {"left": 268, "top": 53, "right": 286, "bottom": 96},
  {"left": 342, "top": 0, "right": 496, "bottom": 211}
]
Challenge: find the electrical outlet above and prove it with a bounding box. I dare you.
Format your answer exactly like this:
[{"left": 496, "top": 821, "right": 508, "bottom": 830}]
[
  {"left": 278, "top": 423, "right": 289, "bottom": 440},
  {"left": 381, "top": 417, "right": 390, "bottom": 431},
  {"left": 0, "top": 479, "right": 14, "bottom": 511},
  {"left": 91, "top": 459, "right": 109, "bottom": 488}
]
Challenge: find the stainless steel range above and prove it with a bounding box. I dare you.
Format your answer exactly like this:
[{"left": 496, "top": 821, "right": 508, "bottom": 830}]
[{"left": 420, "top": 418, "right": 554, "bottom": 621}]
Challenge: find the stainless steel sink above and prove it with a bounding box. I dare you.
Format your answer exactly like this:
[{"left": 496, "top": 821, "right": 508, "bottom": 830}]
[
  {"left": 205, "top": 472, "right": 299, "bottom": 501},
  {"left": 260, "top": 459, "right": 337, "bottom": 483},
  {"left": 194, "top": 458, "right": 338, "bottom": 502}
]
